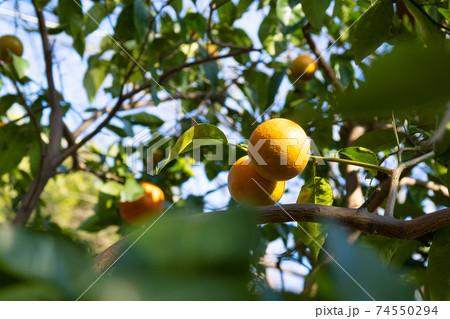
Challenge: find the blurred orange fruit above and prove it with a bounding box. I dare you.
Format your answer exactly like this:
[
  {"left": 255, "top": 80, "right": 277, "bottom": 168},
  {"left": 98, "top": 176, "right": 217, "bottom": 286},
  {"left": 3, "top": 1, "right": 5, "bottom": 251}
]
[
  {"left": 119, "top": 182, "right": 165, "bottom": 224},
  {"left": 288, "top": 54, "right": 317, "bottom": 81},
  {"left": 0, "top": 35, "right": 23, "bottom": 63}
]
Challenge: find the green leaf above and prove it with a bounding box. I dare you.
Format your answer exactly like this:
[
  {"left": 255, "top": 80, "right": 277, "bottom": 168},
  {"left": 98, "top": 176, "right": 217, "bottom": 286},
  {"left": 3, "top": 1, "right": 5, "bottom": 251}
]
[
  {"left": 35, "top": 0, "right": 51, "bottom": 9},
  {"left": 12, "top": 54, "right": 30, "bottom": 79},
  {"left": 84, "top": 3, "right": 109, "bottom": 36},
  {"left": 302, "top": 0, "right": 331, "bottom": 29},
  {"left": 265, "top": 66, "right": 286, "bottom": 111},
  {"left": 295, "top": 177, "right": 333, "bottom": 260},
  {"left": 83, "top": 56, "right": 109, "bottom": 103},
  {"left": 438, "top": 8, "right": 450, "bottom": 21},
  {"left": 297, "top": 176, "right": 334, "bottom": 206},
  {"left": 115, "top": 5, "right": 136, "bottom": 41},
  {"left": 58, "top": 0, "right": 85, "bottom": 56},
  {"left": 0, "top": 94, "right": 18, "bottom": 116},
  {"left": 0, "top": 125, "right": 33, "bottom": 176},
  {"left": 338, "top": 146, "right": 378, "bottom": 174},
  {"left": 276, "top": 0, "right": 304, "bottom": 26},
  {"left": 321, "top": 227, "right": 414, "bottom": 300},
  {"left": 122, "top": 112, "right": 163, "bottom": 127},
  {"left": 0, "top": 228, "right": 94, "bottom": 298},
  {"left": 134, "top": 0, "right": 153, "bottom": 40},
  {"left": 202, "top": 61, "right": 219, "bottom": 94},
  {"left": 354, "top": 129, "right": 405, "bottom": 153},
  {"left": 258, "top": 10, "right": 286, "bottom": 56},
  {"left": 121, "top": 178, "right": 145, "bottom": 202},
  {"left": 351, "top": 0, "right": 393, "bottom": 64},
  {"left": 427, "top": 226, "right": 450, "bottom": 300},
  {"left": 338, "top": 44, "right": 450, "bottom": 120},
  {"left": 404, "top": 0, "right": 445, "bottom": 46},
  {"left": 160, "top": 124, "right": 228, "bottom": 171},
  {"left": 90, "top": 208, "right": 256, "bottom": 300}
]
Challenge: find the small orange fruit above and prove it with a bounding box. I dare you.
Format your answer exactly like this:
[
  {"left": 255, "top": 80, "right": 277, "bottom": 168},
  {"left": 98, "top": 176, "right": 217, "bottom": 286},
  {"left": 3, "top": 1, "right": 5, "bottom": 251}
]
[
  {"left": 0, "top": 122, "right": 5, "bottom": 127},
  {"left": 119, "top": 182, "right": 165, "bottom": 224},
  {"left": 0, "top": 35, "right": 24, "bottom": 63},
  {"left": 207, "top": 44, "right": 219, "bottom": 57},
  {"left": 288, "top": 54, "right": 317, "bottom": 81},
  {"left": 228, "top": 155, "right": 285, "bottom": 206},
  {"left": 248, "top": 118, "right": 310, "bottom": 181}
]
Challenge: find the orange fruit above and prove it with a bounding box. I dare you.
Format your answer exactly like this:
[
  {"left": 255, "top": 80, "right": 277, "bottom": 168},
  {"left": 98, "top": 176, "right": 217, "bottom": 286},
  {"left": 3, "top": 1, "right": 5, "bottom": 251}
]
[
  {"left": 207, "top": 44, "right": 219, "bottom": 57},
  {"left": 0, "top": 122, "right": 5, "bottom": 127},
  {"left": 288, "top": 54, "right": 317, "bottom": 81},
  {"left": 119, "top": 182, "right": 165, "bottom": 224},
  {"left": 228, "top": 155, "right": 285, "bottom": 206},
  {"left": 0, "top": 35, "right": 24, "bottom": 63},
  {"left": 248, "top": 118, "right": 310, "bottom": 181}
]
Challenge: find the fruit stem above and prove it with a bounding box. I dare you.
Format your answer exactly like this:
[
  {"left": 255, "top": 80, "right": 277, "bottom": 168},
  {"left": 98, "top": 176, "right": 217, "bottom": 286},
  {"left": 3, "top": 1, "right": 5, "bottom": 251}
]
[
  {"left": 228, "top": 143, "right": 248, "bottom": 152},
  {"left": 310, "top": 155, "right": 393, "bottom": 174}
]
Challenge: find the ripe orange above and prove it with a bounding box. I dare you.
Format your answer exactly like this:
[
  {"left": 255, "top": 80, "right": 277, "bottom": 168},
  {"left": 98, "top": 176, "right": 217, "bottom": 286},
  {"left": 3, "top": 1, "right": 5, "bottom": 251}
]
[
  {"left": 228, "top": 155, "right": 285, "bottom": 206},
  {"left": 0, "top": 35, "right": 24, "bottom": 63},
  {"left": 207, "top": 44, "right": 219, "bottom": 57},
  {"left": 0, "top": 122, "right": 5, "bottom": 127},
  {"left": 288, "top": 54, "right": 317, "bottom": 81},
  {"left": 248, "top": 118, "right": 310, "bottom": 181},
  {"left": 119, "top": 182, "right": 165, "bottom": 224}
]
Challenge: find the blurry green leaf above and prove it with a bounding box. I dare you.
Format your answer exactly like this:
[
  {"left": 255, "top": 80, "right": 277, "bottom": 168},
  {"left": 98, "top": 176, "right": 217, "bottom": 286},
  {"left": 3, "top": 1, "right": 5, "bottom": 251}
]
[
  {"left": 58, "top": 0, "right": 85, "bottom": 56},
  {"left": 258, "top": 10, "right": 286, "bottom": 56},
  {"left": 354, "top": 129, "right": 405, "bottom": 153},
  {"left": 352, "top": 0, "right": 393, "bottom": 64},
  {"left": 435, "top": 121, "right": 450, "bottom": 163},
  {"left": 99, "top": 180, "right": 123, "bottom": 197},
  {"left": 0, "top": 125, "right": 33, "bottom": 176},
  {"left": 122, "top": 112, "right": 163, "bottom": 127},
  {"left": 438, "top": 8, "right": 450, "bottom": 21},
  {"left": 202, "top": 61, "right": 219, "bottom": 93},
  {"left": 217, "top": 1, "right": 237, "bottom": 25},
  {"left": 302, "top": 0, "right": 331, "bottom": 29},
  {"left": 322, "top": 227, "right": 414, "bottom": 300},
  {"left": 276, "top": 0, "right": 303, "bottom": 26},
  {"left": 12, "top": 54, "right": 30, "bottom": 79},
  {"left": 83, "top": 56, "right": 109, "bottom": 103},
  {"left": 266, "top": 67, "right": 286, "bottom": 111},
  {"left": 404, "top": 0, "right": 445, "bottom": 46},
  {"left": 89, "top": 209, "right": 256, "bottom": 300},
  {"left": 35, "top": 0, "right": 51, "bottom": 9},
  {"left": 0, "top": 94, "right": 18, "bottom": 116},
  {"left": 134, "top": 0, "right": 152, "bottom": 40},
  {"left": 84, "top": 3, "right": 109, "bottom": 35},
  {"left": 338, "top": 44, "right": 450, "bottom": 120},
  {"left": 115, "top": 5, "right": 136, "bottom": 41},
  {"left": 295, "top": 177, "right": 333, "bottom": 260},
  {"left": 427, "top": 226, "right": 450, "bottom": 300},
  {"left": 338, "top": 146, "right": 378, "bottom": 174},
  {"left": 160, "top": 124, "right": 228, "bottom": 170},
  {"left": 0, "top": 228, "right": 94, "bottom": 298},
  {"left": 121, "top": 178, "right": 145, "bottom": 202}
]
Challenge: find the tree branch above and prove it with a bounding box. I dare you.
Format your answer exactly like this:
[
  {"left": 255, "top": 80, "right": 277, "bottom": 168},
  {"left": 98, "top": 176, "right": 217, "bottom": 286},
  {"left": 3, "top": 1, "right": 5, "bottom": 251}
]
[
  {"left": 400, "top": 177, "right": 449, "bottom": 197},
  {"left": 33, "top": 1, "right": 63, "bottom": 159},
  {"left": 158, "top": 48, "right": 257, "bottom": 85},
  {"left": 94, "top": 204, "right": 450, "bottom": 274},
  {"left": 303, "top": 23, "right": 344, "bottom": 94}
]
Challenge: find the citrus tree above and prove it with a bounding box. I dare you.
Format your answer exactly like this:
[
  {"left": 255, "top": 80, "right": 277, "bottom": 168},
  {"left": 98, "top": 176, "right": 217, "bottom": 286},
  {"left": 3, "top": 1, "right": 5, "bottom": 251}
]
[{"left": 0, "top": 0, "right": 450, "bottom": 301}]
